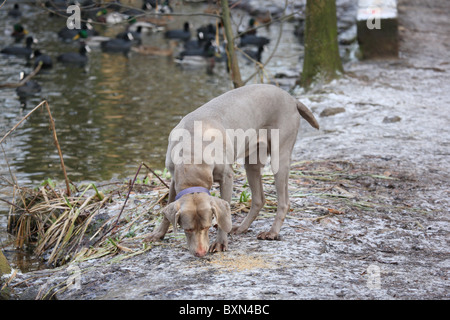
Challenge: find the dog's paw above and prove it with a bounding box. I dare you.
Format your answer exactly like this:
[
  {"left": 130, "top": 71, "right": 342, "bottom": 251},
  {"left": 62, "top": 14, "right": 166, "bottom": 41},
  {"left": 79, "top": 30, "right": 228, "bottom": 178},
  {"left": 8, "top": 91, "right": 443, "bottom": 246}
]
[
  {"left": 143, "top": 232, "right": 164, "bottom": 243},
  {"left": 257, "top": 231, "right": 281, "bottom": 240},
  {"left": 209, "top": 242, "right": 228, "bottom": 253},
  {"left": 230, "top": 225, "right": 248, "bottom": 235}
]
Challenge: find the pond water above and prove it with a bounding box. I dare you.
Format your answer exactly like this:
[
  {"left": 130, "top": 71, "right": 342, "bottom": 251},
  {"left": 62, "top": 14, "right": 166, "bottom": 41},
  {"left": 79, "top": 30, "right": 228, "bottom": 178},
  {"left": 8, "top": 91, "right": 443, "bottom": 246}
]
[
  {"left": 0, "top": 1, "right": 305, "bottom": 271},
  {"left": 0, "top": 2, "right": 304, "bottom": 185}
]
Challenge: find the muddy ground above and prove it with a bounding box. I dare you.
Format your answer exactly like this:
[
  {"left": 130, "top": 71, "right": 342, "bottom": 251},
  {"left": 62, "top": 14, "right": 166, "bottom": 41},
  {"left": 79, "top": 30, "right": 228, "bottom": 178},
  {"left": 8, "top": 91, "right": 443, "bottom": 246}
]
[{"left": 4, "top": 0, "right": 450, "bottom": 300}]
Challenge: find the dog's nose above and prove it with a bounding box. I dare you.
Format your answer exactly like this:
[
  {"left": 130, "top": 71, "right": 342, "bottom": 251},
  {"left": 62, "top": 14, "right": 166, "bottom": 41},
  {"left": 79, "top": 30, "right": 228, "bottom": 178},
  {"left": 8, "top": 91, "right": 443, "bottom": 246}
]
[{"left": 195, "top": 248, "right": 207, "bottom": 257}]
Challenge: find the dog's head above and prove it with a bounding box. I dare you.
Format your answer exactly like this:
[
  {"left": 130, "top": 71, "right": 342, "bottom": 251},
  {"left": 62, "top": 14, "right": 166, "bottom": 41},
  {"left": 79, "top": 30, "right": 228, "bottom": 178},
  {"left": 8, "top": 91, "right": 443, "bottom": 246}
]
[{"left": 161, "top": 192, "right": 232, "bottom": 257}]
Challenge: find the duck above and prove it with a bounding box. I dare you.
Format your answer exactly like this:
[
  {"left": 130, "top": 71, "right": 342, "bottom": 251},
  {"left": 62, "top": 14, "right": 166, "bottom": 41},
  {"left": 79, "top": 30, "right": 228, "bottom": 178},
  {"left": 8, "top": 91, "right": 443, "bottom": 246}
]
[
  {"left": 88, "top": 8, "right": 108, "bottom": 23},
  {"left": 143, "top": 0, "right": 157, "bottom": 10},
  {"left": 242, "top": 18, "right": 257, "bottom": 36},
  {"left": 254, "top": 10, "right": 272, "bottom": 25},
  {"left": 243, "top": 46, "right": 264, "bottom": 63},
  {"left": 58, "top": 22, "right": 98, "bottom": 41},
  {"left": 16, "top": 72, "right": 41, "bottom": 98},
  {"left": 73, "top": 29, "right": 111, "bottom": 47},
  {"left": 116, "top": 26, "right": 143, "bottom": 45},
  {"left": 82, "top": 7, "right": 108, "bottom": 23},
  {"left": 1, "top": 36, "right": 36, "bottom": 59},
  {"left": 57, "top": 43, "right": 90, "bottom": 66},
  {"left": 131, "top": 41, "right": 178, "bottom": 57},
  {"left": 157, "top": 0, "right": 174, "bottom": 14},
  {"left": 8, "top": 4, "right": 22, "bottom": 18},
  {"left": 33, "top": 50, "right": 53, "bottom": 69},
  {"left": 100, "top": 33, "right": 134, "bottom": 53},
  {"left": 183, "top": 30, "right": 209, "bottom": 51},
  {"left": 135, "top": 1, "right": 172, "bottom": 26},
  {"left": 11, "top": 24, "right": 28, "bottom": 42},
  {"left": 129, "top": 21, "right": 165, "bottom": 33},
  {"left": 239, "top": 34, "right": 270, "bottom": 47},
  {"left": 164, "top": 22, "right": 191, "bottom": 41},
  {"left": 175, "top": 41, "right": 217, "bottom": 74},
  {"left": 105, "top": 11, "right": 128, "bottom": 25},
  {"left": 197, "top": 23, "right": 219, "bottom": 42},
  {"left": 178, "top": 40, "right": 214, "bottom": 60},
  {"left": 141, "top": 0, "right": 172, "bottom": 13}
]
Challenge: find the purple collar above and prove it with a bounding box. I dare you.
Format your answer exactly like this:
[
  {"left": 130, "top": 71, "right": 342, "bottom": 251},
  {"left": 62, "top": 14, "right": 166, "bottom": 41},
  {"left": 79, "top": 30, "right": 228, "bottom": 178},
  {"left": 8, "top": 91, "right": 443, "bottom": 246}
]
[{"left": 175, "top": 187, "right": 210, "bottom": 201}]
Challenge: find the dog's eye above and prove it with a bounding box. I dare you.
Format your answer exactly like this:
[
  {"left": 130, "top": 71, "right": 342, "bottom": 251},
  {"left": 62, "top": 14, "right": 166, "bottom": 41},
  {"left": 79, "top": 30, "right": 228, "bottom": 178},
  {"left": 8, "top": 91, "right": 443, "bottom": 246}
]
[
  {"left": 185, "top": 229, "right": 194, "bottom": 233},
  {"left": 202, "top": 226, "right": 210, "bottom": 231}
]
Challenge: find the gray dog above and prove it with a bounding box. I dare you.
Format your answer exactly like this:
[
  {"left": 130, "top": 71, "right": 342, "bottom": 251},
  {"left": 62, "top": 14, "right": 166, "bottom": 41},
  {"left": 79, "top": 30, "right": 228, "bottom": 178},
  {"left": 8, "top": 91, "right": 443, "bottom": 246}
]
[{"left": 145, "top": 84, "right": 319, "bottom": 257}]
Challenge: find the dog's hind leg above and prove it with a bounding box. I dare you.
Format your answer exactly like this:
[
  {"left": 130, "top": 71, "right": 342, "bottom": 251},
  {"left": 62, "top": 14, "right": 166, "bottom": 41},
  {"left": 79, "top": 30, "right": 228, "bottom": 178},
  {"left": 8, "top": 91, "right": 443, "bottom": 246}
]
[
  {"left": 232, "top": 161, "right": 265, "bottom": 234},
  {"left": 257, "top": 152, "right": 291, "bottom": 240}
]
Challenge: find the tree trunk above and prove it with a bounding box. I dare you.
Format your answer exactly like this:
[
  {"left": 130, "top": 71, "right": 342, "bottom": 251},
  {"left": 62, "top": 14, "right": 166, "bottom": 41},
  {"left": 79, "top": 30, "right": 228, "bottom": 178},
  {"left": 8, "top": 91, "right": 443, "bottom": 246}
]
[
  {"left": 301, "top": 0, "right": 343, "bottom": 88},
  {"left": 220, "top": 0, "right": 243, "bottom": 88}
]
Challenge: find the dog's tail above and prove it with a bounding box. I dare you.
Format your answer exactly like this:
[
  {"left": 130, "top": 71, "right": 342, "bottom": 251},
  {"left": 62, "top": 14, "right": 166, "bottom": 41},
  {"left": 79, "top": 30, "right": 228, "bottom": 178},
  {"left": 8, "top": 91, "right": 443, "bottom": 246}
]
[{"left": 297, "top": 101, "right": 320, "bottom": 130}]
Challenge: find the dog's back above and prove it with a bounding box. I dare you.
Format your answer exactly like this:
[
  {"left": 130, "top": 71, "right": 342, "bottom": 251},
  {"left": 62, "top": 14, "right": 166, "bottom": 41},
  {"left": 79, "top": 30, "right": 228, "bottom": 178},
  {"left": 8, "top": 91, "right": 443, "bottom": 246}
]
[
  {"left": 181, "top": 84, "right": 300, "bottom": 130},
  {"left": 166, "top": 84, "right": 319, "bottom": 169}
]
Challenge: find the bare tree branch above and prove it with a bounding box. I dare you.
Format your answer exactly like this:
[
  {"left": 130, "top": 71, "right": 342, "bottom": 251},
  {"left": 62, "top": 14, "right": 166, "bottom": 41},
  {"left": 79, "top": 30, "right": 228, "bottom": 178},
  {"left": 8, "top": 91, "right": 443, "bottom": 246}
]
[{"left": 0, "top": 61, "right": 43, "bottom": 89}]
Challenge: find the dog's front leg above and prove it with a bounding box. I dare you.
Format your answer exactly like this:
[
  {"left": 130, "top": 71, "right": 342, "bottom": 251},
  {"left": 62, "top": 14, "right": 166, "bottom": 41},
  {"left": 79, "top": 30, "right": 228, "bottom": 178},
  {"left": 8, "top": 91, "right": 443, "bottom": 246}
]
[
  {"left": 209, "top": 195, "right": 232, "bottom": 253},
  {"left": 208, "top": 167, "right": 232, "bottom": 252},
  {"left": 209, "top": 228, "right": 228, "bottom": 253},
  {"left": 144, "top": 179, "right": 176, "bottom": 242},
  {"left": 144, "top": 216, "right": 170, "bottom": 242}
]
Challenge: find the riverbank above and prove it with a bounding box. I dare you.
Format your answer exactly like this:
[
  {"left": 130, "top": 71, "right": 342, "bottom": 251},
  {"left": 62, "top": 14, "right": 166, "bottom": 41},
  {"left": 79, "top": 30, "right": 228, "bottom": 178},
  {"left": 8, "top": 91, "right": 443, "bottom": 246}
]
[{"left": 2, "top": 0, "right": 449, "bottom": 300}]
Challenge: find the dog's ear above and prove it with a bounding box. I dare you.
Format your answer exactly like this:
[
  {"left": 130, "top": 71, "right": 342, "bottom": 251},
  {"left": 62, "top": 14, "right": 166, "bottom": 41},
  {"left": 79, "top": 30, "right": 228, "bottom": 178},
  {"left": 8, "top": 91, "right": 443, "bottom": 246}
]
[
  {"left": 162, "top": 201, "right": 181, "bottom": 234},
  {"left": 210, "top": 197, "right": 232, "bottom": 233}
]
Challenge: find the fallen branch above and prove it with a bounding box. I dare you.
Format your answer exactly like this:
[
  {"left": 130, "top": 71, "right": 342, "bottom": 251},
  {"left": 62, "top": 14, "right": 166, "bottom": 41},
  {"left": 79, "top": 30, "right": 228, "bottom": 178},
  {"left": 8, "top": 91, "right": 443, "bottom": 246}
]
[{"left": 142, "top": 162, "right": 170, "bottom": 189}]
